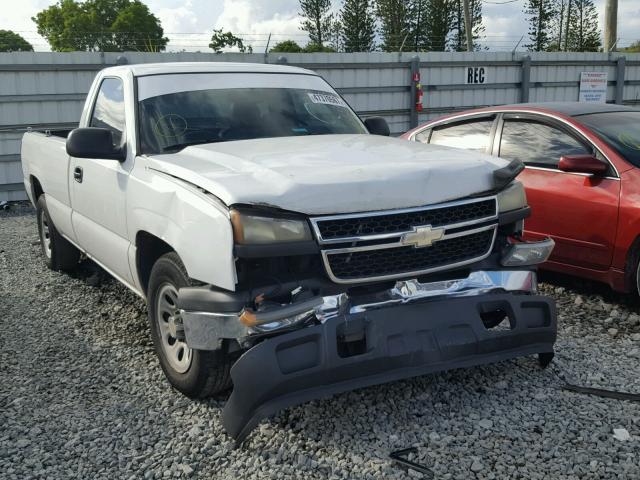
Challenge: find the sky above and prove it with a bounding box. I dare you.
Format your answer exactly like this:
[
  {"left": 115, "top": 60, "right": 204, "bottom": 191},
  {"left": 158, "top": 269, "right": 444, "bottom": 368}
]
[{"left": 0, "top": 0, "right": 638, "bottom": 53}]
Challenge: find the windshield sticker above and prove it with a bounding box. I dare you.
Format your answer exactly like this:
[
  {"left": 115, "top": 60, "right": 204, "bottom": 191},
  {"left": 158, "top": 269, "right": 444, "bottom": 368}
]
[
  {"left": 307, "top": 92, "right": 348, "bottom": 108},
  {"left": 618, "top": 132, "right": 640, "bottom": 151},
  {"left": 153, "top": 113, "right": 188, "bottom": 138}
]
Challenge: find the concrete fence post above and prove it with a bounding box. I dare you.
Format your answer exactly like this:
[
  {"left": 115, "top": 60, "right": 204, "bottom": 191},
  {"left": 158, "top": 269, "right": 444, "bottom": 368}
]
[
  {"left": 615, "top": 56, "right": 626, "bottom": 105},
  {"left": 521, "top": 56, "right": 531, "bottom": 103},
  {"left": 409, "top": 55, "right": 420, "bottom": 129}
]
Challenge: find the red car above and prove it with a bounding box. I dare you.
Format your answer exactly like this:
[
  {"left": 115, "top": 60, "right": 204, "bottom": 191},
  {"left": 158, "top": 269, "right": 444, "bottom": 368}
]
[{"left": 402, "top": 102, "right": 640, "bottom": 295}]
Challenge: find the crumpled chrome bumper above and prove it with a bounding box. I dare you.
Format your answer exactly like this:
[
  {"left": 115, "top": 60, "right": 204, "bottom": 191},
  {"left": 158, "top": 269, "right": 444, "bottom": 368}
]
[
  {"left": 222, "top": 290, "right": 556, "bottom": 445},
  {"left": 178, "top": 269, "right": 556, "bottom": 445},
  {"left": 180, "top": 270, "right": 539, "bottom": 350}
]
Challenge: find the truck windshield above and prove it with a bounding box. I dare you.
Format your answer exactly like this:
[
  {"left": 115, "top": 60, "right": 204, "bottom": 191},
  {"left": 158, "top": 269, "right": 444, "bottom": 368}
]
[
  {"left": 137, "top": 73, "right": 367, "bottom": 154},
  {"left": 578, "top": 111, "right": 640, "bottom": 167}
]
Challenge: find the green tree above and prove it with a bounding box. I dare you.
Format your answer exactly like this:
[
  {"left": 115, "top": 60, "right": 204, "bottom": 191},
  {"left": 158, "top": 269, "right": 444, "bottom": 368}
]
[
  {"left": 209, "top": 29, "right": 252, "bottom": 53},
  {"left": 565, "top": 0, "right": 600, "bottom": 51},
  {"left": 449, "top": 0, "right": 484, "bottom": 51},
  {"left": 33, "top": 0, "right": 167, "bottom": 52},
  {"left": 303, "top": 43, "right": 337, "bottom": 52},
  {"left": 299, "top": 0, "right": 334, "bottom": 46},
  {"left": 376, "top": 0, "right": 412, "bottom": 51},
  {"left": 340, "top": 0, "right": 376, "bottom": 52},
  {"left": 0, "top": 30, "right": 34, "bottom": 52},
  {"left": 524, "top": 0, "right": 556, "bottom": 52},
  {"left": 270, "top": 40, "right": 304, "bottom": 52},
  {"left": 414, "top": 0, "right": 454, "bottom": 51},
  {"left": 547, "top": 0, "right": 567, "bottom": 51}
]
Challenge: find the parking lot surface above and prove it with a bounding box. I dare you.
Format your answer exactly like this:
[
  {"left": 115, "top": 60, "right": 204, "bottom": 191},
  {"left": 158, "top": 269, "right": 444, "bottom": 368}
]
[{"left": 1, "top": 204, "right": 639, "bottom": 479}]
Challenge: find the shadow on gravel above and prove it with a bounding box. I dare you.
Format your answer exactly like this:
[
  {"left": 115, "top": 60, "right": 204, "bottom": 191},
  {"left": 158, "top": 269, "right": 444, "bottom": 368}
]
[{"left": 540, "top": 270, "right": 639, "bottom": 309}]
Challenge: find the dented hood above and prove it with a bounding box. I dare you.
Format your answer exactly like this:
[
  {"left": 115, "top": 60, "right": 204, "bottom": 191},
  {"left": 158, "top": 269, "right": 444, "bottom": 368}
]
[{"left": 146, "top": 134, "right": 509, "bottom": 215}]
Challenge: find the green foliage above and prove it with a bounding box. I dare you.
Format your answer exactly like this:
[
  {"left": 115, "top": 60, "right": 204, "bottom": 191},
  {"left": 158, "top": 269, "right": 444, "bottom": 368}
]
[
  {"left": 544, "top": 0, "right": 600, "bottom": 52},
  {"left": 376, "top": 0, "right": 412, "bottom": 52},
  {"left": 270, "top": 40, "right": 304, "bottom": 53},
  {"left": 622, "top": 41, "right": 640, "bottom": 53},
  {"left": 209, "top": 29, "right": 252, "bottom": 53},
  {"left": 33, "top": 0, "right": 167, "bottom": 52},
  {"left": 299, "top": 0, "right": 335, "bottom": 46},
  {"left": 415, "top": 0, "right": 455, "bottom": 51},
  {"left": 524, "top": 0, "right": 556, "bottom": 52},
  {"left": 340, "top": 0, "right": 376, "bottom": 52},
  {"left": 376, "top": 0, "right": 483, "bottom": 52},
  {"left": 0, "top": 30, "right": 34, "bottom": 52},
  {"left": 449, "top": 0, "right": 484, "bottom": 51},
  {"left": 303, "top": 43, "right": 337, "bottom": 52},
  {"left": 565, "top": 0, "right": 600, "bottom": 52}
]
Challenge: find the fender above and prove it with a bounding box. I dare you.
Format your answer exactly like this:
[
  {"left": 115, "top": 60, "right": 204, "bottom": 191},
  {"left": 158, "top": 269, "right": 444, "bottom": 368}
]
[{"left": 127, "top": 159, "right": 237, "bottom": 291}]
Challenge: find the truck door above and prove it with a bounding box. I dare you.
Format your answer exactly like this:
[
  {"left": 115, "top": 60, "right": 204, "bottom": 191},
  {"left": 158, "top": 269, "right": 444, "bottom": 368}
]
[{"left": 69, "top": 77, "right": 134, "bottom": 285}]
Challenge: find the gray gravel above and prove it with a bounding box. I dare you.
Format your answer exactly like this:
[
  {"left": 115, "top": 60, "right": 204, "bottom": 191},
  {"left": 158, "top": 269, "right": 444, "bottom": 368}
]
[{"left": 1, "top": 203, "right": 640, "bottom": 479}]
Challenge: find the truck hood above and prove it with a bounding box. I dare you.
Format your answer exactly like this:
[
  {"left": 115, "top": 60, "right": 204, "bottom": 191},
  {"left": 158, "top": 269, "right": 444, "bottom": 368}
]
[{"left": 146, "top": 134, "right": 508, "bottom": 215}]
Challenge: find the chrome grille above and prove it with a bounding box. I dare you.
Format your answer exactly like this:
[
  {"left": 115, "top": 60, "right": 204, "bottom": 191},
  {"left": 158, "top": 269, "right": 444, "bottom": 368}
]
[
  {"left": 314, "top": 198, "right": 496, "bottom": 243},
  {"left": 311, "top": 197, "right": 498, "bottom": 284},
  {"left": 326, "top": 230, "right": 494, "bottom": 281}
]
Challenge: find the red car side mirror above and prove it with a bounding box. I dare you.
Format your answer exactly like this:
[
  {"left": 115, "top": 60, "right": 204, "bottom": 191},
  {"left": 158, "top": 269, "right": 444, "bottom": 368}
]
[{"left": 558, "top": 155, "right": 608, "bottom": 175}]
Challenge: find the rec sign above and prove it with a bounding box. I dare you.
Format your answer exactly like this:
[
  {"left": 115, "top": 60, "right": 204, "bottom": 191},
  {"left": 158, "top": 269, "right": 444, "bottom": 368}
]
[{"left": 465, "top": 67, "right": 487, "bottom": 84}]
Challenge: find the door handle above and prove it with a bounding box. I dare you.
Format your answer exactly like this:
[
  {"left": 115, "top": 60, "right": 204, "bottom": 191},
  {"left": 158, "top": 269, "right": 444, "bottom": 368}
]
[{"left": 73, "top": 166, "right": 83, "bottom": 183}]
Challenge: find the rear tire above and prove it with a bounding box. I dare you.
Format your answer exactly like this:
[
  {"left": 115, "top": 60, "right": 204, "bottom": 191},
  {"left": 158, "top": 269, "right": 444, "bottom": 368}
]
[
  {"left": 148, "top": 252, "right": 233, "bottom": 397},
  {"left": 36, "top": 195, "right": 80, "bottom": 271}
]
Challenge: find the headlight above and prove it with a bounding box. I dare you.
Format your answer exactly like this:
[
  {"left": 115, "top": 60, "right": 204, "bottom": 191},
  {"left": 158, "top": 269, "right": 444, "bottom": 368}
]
[
  {"left": 230, "top": 209, "right": 312, "bottom": 244},
  {"left": 497, "top": 181, "right": 527, "bottom": 213},
  {"left": 501, "top": 238, "right": 555, "bottom": 266}
]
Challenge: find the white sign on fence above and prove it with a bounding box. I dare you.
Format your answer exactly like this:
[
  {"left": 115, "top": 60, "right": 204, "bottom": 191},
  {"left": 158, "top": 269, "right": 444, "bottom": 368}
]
[
  {"left": 579, "top": 72, "right": 608, "bottom": 103},
  {"left": 465, "top": 66, "right": 487, "bottom": 84}
]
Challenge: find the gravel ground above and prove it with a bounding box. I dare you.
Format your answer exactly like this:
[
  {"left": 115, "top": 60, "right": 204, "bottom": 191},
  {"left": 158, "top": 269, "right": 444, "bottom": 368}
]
[{"left": 1, "top": 203, "right": 640, "bottom": 479}]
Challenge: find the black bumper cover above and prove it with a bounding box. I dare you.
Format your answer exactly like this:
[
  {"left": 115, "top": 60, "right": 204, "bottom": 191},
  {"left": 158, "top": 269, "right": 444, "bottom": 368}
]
[{"left": 222, "top": 292, "right": 556, "bottom": 444}]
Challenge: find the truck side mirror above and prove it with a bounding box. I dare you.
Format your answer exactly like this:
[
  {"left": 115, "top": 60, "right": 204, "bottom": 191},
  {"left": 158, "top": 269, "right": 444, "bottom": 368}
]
[
  {"left": 66, "top": 128, "right": 126, "bottom": 162},
  {"left": 558, "top": 154, "right": 607, "bottom": 176},
  {"left": 363, "top": 117, "right": 390, "bottom": 136}
]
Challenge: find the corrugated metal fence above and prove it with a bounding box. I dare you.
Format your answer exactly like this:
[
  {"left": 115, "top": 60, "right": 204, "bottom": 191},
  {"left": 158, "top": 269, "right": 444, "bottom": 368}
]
[{"left": 2, "top": 51, "right": 639, "bottom": 201}]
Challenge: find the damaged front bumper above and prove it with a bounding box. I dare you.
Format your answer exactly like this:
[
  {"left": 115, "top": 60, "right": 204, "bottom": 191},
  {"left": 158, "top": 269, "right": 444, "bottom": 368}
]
[
  {"left": 178, "top": 270, "right": 556, "bottom": 444},
  {"left": 179, "top": 270, "right": 539, "bottom": 350}
]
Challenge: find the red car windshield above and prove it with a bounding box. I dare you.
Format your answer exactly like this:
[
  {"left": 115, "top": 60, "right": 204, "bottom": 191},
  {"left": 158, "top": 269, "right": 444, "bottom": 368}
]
[{"left": 578, "top": 111, "right": 640, "bottom": 167}]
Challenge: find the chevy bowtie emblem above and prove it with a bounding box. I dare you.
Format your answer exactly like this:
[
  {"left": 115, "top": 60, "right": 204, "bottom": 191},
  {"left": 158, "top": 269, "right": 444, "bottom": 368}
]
[{"left": 401, "top": 225, "right": 445, "bottom": 248}]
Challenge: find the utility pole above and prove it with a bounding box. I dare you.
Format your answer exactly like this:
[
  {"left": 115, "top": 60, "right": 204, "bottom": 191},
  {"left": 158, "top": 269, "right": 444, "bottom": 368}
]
[
  {"left": 462, "top": 0, "right": 473, "bottom": 52},
  {"left": 604, "top": 0, "right": 618, "bottom": 52}
]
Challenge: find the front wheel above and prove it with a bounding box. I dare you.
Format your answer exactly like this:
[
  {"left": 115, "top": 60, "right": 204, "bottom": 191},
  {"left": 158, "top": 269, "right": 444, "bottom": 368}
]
[{"left": 148, "top": 252, "right": 232, "bottom": 397}]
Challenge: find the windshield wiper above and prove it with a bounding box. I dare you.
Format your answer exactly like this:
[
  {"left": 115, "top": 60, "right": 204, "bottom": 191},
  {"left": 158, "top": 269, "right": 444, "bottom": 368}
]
[{"left": 162, "top": 138, "right": 224, "bottom": 152}]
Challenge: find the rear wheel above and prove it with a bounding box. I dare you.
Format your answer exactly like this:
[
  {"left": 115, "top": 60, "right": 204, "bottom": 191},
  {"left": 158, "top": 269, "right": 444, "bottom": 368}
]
[
  {"left": 36, "top": 195, "right": 80, "bottom": 271},
  {"left": 148, "top": 252, "right": 232, "bottom": 397}
]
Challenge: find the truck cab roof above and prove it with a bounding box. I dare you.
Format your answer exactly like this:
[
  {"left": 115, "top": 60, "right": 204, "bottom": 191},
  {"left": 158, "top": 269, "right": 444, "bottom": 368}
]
[{"left": 101, "top": 61, "right": 317, "bottom": 78}]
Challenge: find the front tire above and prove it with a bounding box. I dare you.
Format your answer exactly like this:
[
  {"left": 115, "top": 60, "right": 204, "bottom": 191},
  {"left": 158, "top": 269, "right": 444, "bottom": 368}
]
[
  {"left": 36, "top": 195, "right": 80, "bottom": 271},
  {"left": 148, "top": 252, "right": 232, "bottom": 397}
]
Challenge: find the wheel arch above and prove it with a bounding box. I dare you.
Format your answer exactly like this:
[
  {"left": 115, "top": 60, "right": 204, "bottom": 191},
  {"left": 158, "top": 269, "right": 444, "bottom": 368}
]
[
  {"left": 30, "top": 175, "right": 44, "bottom": 203},
  {"left": 623, "top": 234, "right": 640, "bottom": 294},
  {"left": 135, "top": 231, "right": 175, "bottom": 295}
]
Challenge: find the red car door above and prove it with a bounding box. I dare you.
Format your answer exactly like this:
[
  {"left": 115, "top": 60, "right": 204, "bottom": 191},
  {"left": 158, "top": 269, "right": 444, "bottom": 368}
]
[{"left": 496, "top": 115, "right": 620, "bottom": 270}]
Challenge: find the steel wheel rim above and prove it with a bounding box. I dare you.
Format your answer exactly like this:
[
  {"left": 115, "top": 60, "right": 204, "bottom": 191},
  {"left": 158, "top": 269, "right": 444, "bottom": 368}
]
[
  {"left": 156, "top": 283, "right": 192, "bottom": 374},
  {"left": 39, "top": 210, "right": 52, "bottom": 259}
]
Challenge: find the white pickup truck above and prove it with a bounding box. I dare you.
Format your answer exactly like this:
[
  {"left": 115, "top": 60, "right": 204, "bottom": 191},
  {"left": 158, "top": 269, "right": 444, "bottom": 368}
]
[{"left": 22, "top": 62, "right": 556, "bottom": 444}]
